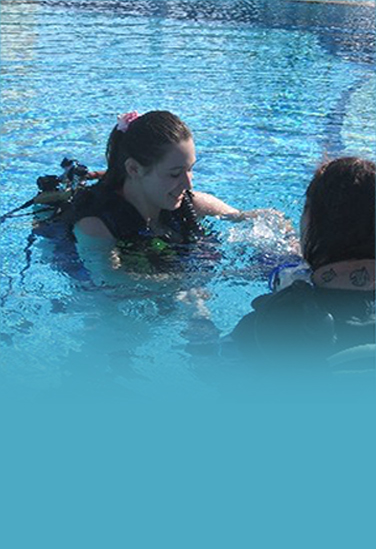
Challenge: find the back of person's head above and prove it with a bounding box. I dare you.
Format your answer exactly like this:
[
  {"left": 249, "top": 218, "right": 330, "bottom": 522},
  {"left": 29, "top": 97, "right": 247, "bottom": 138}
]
[
  {"left": 302, "top": 156, "right": 375, "bottom": 270},
  {"left": 104, "top": 110, "right": 192, "bottom": 191}
]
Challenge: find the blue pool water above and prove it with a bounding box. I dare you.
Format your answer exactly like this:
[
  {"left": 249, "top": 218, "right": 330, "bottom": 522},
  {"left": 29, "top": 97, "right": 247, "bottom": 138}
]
[{"left": 0, "top": 0, "right": 375, "bottom": 398}]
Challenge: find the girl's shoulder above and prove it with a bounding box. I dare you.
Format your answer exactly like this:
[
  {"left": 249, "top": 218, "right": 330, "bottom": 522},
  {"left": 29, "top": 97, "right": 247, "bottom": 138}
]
[{"left": 73, "top": 187, "right": 146, "bottom": 240}]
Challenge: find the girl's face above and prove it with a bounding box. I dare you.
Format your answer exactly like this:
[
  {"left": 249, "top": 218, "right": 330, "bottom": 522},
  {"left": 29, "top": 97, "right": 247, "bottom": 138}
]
[{"left": 139, "top": 138, "right": 196, "bottom": 212}]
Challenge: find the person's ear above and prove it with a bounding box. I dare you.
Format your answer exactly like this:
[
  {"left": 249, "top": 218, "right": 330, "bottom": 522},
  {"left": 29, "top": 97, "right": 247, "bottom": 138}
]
[{"left": 125, "top": 158, "right": 142, "bottom": 178}]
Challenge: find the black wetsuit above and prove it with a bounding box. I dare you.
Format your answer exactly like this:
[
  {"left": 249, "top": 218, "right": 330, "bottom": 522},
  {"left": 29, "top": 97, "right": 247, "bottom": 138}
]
[
  {"left": 230, "top": 280, "right": 375, "bottom": 370},
  {"left": 71, "top": 185, "right": 216, "bottom": 275},
  {"left": 72, "top": 186, "right": 204, "bottom": 243}
]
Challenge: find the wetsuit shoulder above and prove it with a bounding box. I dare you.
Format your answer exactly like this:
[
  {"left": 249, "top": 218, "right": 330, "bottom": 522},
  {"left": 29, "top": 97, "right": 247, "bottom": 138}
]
[
  {"left": 72, "top": 186, "right": 146, "bottom": 239},
  {"left": 97, "top": 195, "right": 146, "bottom": 239},
  {"left": 231, "top": 281, "right": 375, "bottom": 362}
]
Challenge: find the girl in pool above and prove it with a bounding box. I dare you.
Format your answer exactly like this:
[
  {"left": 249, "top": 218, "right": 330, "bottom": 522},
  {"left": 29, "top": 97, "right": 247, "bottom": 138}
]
[
  {"left": 23, "top": 108, "right": 294, "bottom": 287},
  {"left": 72, "top": 109, "right": 298, "bottom": 279},
  {"left": 73, "top": 110, "right": 242, "bottom": 244}
]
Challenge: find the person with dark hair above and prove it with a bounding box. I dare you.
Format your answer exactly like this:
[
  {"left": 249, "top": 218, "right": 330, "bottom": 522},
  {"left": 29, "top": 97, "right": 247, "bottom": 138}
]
[
  {"left": 229, "top": 157, "right": 375, "bottom": 373},
  {"left": 69, "top": 109, "right": 262, "bottom": 277},
  {"left": 73, "top": 110, "right": 241, "bottom": 244}
]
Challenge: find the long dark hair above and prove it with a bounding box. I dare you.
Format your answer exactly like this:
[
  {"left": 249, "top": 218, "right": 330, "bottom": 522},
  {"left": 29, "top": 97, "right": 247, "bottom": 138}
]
[
  {"left": 302, "top": 157, "right": 375, "bottom": 270},
  {"left": 104, "top": 110, "right": 192, "bottom": 192},
  {"left": 69, "top": 111, "right": 193, "bottom": 225}
]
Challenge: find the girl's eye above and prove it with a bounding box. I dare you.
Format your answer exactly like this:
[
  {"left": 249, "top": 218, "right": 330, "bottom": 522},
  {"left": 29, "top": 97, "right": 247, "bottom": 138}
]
[{"left": 170, "top": 172, "right": 181, "bottom": 178}]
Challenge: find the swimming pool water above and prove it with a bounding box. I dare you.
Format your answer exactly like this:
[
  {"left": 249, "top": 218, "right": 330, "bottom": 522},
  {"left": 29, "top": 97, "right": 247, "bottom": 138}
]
[{"left": 0, "top": 0, "right": 375, "bottom": 398}]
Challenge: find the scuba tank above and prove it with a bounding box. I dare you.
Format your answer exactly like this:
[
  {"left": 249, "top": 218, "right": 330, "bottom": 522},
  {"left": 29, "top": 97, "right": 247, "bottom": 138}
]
[
  {"left": 0, "top": 158, "right": 103, "bottom": 286},
  {"left": 0, "top": 158, "right": 103, "bottom": 224},
  {"left": 35, "top": 158, "right": 89, "bottom": 205}
]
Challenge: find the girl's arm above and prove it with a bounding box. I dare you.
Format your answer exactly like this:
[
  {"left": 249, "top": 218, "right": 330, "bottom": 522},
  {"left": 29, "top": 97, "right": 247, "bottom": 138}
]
[
  {"left": 190, "top": 191, "right": 240, "bottom": 218},
  {"left": 191, "top": 191, "right": 282, "bottom": 221}
]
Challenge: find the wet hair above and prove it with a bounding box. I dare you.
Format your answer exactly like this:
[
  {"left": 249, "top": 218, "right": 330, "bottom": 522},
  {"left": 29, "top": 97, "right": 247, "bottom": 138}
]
[
  {"left": 103, "top": 110, "right": 192, "bottom": 192},
  {"left": 302, "top": 156, "right": 375, "bottom": 270}
]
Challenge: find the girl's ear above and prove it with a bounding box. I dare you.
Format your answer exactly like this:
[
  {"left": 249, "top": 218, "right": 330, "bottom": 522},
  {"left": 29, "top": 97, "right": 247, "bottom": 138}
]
[{"left": 125, "top": 158, "right": 142, "bottom": 178}]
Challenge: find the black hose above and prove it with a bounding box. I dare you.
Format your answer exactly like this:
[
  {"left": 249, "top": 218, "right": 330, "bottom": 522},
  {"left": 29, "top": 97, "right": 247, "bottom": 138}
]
[
  {"left": 180, "top": 190, "right": 205, "bottom": 242},
  {"left": 0, "top": 198, "right": 36, "bottom": 224}
]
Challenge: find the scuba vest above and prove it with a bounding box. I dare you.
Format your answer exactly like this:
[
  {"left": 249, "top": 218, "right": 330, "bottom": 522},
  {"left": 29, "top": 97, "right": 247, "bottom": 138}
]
[
  {"left": 71, "top": 184, "right": 207, "bottom": 244},
  {"left": 71, "top": 182, "right": 215, "bottom": 275}
]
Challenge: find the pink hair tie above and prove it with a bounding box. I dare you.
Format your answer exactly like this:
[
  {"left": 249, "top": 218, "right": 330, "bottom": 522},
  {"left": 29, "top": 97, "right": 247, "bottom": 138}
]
[{"left": 116, "top": 111, "right": 139, "bottom": 132}]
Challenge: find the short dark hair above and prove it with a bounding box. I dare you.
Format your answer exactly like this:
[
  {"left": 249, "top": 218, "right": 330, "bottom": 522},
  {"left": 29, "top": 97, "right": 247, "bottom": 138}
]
[
  {"left": 302, "top": 157, "right": 375, "bottom": 270},
  {"left": 104, "top": 110, "right": 192, "bottom": 191}
]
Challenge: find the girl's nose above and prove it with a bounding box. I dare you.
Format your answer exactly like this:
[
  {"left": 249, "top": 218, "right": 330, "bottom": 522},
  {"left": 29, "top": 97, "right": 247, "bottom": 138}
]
[{"left": 182, "top": 171, "right": 193, "bottom": 190}]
